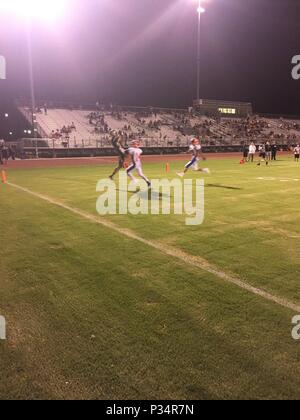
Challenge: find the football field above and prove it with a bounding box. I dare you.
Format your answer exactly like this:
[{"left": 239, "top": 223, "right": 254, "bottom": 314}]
[{"left": 1, "top": 155, "right": 300, "bottom": 400}]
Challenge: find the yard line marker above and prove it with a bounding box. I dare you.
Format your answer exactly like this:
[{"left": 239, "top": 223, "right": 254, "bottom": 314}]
[{"left": 7, "top": 181, "right": 300, "bottom": 313}]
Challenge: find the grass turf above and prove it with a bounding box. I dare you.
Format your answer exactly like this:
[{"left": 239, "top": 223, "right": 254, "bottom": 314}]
[{"left": 0, "top": 156, "right": 300, "bottom": 399}]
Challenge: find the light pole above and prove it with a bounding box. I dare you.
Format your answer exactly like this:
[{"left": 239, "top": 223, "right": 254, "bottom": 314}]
[
  {"left": 26, "top": 18, "right": 39, "bottom": 158},
  {"left": 196, "top": 0, "right": 205, "bottom": 102}
]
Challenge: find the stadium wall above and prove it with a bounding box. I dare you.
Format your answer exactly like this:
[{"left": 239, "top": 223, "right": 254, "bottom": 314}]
[{"left": 18, "top": 144, "right": 292, "bottom": 159}]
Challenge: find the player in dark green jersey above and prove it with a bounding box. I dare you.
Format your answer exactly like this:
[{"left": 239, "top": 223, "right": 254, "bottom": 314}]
[{"left": 109, "top": 131, "right": 128, "bottom": 180}]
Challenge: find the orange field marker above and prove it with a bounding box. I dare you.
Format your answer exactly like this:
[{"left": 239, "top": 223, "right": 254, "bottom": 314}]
[
  {"left": 1, "top": 170, "right": 7, "bottom": 183},
  {"left": 166, "top": 163, "right": 170, "bottom": 173}
]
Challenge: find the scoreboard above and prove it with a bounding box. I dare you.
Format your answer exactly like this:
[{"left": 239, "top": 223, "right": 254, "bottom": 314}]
[{"left": 193, "top": 98, "right": 253, "bottom": 118}]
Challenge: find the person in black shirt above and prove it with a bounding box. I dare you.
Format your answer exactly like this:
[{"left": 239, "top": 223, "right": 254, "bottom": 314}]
[
  {"left": 242, "top": 144, "right": 249, "bottom": 161},
  {"left": 271, "top": 143, "right": 278, "bottom": 161},
  {"left": 0, "top": 140, "right": 5, "bottom": 165},
  {"left": 265, "top": 142, "right": 272, "bottom": 161}
]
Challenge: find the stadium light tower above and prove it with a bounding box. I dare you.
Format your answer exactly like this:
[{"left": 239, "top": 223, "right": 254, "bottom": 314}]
[
  {"left": 25, "top": 20, "right": 38, "bottom": 151},
  {"left": 196, "top": 0, "right": 205, "bottom": 102}
]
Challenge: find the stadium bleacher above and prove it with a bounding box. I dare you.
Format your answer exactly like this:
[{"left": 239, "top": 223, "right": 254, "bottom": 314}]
[{"left": 18, "top": 105, "right": 300, "bottom": 153}]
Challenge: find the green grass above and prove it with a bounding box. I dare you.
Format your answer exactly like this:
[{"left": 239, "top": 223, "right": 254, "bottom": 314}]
[{"left": 1, "top": 156, "right": 300, "bottom": 400}]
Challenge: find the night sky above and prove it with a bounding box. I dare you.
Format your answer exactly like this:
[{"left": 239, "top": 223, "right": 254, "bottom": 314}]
[{"left": 0, "top": 0, "right": 300, "bottom": 126}]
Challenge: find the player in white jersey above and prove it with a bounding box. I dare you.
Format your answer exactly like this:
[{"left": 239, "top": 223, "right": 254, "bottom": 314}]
[
  {"left": 126, "top": 140, "right": 151, "bottom": 188},
  {"left": 177, "top": 138, "right": 210, "bottom": 177}
]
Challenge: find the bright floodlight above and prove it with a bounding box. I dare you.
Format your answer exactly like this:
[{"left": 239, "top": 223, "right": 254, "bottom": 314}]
[
  {"left": 196, "top": 0, "right": 205, "bottom": 14},
  {"left": 0, "top": 0, "right": 67, "bottom": 21}
]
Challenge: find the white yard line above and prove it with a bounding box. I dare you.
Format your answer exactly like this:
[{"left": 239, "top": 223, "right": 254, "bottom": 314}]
[{"left": 7, "top": 181, "right": 300, "bottom": 313}]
